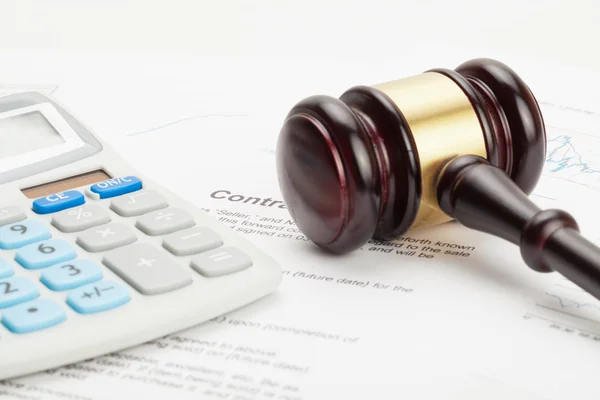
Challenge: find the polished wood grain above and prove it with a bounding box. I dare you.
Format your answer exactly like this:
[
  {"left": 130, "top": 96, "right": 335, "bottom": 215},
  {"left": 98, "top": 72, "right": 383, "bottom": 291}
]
[
  {"left": 436, "top": 155, "right": 600, "bottom": 301},
  {"left": 339, "top": 86, "right": 420, "bottom": 242},
  {"left": 275, "top": 95, "right": 380, "bottom": 253},
  {"left": 455, "top": 59, "right": 546, "bottom": 195}
]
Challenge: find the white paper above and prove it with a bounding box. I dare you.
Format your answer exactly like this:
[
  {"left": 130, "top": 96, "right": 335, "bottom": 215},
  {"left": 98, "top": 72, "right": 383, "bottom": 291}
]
[{"left": 1, "top": 53, "right": 600, "bottom": 400}]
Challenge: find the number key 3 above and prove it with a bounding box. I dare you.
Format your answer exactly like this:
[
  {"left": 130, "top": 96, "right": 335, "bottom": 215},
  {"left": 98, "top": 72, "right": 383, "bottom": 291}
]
[
  {"left": 41, "top": 259, "right": 103, "bottom": 291},
  {"left": 0, "top": 220, "right": 51, "bottom": 250},
  {"left": 16, "top": 239, "right": 77, "bottom": 270}
]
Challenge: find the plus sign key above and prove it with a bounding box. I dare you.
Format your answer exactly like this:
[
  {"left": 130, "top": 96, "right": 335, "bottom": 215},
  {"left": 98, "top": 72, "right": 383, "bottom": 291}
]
[
  {"left": 76, "top": 223, "right": 137, "bottom": 252},
  {"left": 66, "top": 280, "right": 130, "bottom": 314},
  {"left": 103, "top": 242, "right": 192, "bottom": 295}
]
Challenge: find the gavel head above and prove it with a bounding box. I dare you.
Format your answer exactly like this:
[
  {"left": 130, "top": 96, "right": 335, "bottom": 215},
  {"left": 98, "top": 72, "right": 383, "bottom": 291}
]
[{"left": 275, "top": 58, "right": 547, "bottom": 253}]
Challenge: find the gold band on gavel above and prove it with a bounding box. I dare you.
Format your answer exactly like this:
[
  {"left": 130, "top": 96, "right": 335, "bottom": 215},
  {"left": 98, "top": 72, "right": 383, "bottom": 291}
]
[{"left": 373, "top": 72, "right": 487, "bottom": 230}]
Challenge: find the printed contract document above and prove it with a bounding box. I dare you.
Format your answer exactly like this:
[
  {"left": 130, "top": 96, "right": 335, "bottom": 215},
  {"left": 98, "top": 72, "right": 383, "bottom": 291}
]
[{"left": 1, "top": 53, "right": 600, "bottom": 400}]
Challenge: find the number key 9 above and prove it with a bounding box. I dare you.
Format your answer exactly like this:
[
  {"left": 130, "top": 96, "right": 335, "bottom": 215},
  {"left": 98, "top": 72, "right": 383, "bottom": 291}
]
[{"left": 0, "top": 220, "right": 51, "bottom": 250}]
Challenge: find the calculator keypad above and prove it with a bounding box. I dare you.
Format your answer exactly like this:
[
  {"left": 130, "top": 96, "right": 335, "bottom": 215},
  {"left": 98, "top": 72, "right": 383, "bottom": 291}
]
[
  {"left": 103, "top": 243, "right": 193, "bottom": 295},
  {"left": 136, "top": 207, "right": 195, "bottom": 236},
  {"left": 16, "top": 239, "right": 77, "bottom": 270},
  {"left": 76, "top": 223, "right": 137, "bottom": 252},
  {"left": 0, "top": 206, "right": 26, "bottom": 227},
  {"left": 1, "top": 299, "right": 66, "bottom": 334},
  {"left": 110, "top": 190, "right": 168, "bottom": 217},
  {"left": 0, "top": 277, "right": 40, "bottom": 309},
  {"left": 66, "top": 281, "right": 130, "bottom": 314},
  {"left": 51, "top": 205, "right": 111, "bottom": 233},
  {"left": 0, "top": 220, "right": 51, "bottom": 250},
  {"left": 0, "top": 174, "right": 255, "bottom": 336}
]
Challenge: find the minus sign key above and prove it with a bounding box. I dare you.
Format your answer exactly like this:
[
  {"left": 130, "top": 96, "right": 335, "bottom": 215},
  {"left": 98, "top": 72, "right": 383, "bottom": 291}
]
[{"left": 162, "top": 226, "right": 223, "bottom": 256}]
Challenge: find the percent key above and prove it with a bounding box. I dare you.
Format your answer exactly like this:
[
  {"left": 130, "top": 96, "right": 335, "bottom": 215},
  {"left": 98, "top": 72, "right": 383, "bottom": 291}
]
[{"left": 52, "top": 205, "right": 111, "bottom": 233}]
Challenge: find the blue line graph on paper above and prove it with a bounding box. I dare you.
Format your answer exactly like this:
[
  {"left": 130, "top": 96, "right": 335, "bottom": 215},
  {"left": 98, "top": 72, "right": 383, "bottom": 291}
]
[
  {"left": 545, "top": 292, "right": 600, "bottom": 312},
  {"left": 525, "top": 281, "right": 600, "bottom": 335},
  {"left": 546, "top": 135, "right": 600, "bottom": 175},
  {"left": 541, "top": 128, "right": 600, "bottom": 191},
  {"left": 532, "top": 287, "right": 600, "bottom": 326}
]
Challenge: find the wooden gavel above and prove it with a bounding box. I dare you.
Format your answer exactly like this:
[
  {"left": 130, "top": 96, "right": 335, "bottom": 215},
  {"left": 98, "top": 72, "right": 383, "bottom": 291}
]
[{"left": 275, "top": 58, "right": 600, "bottom": 301}]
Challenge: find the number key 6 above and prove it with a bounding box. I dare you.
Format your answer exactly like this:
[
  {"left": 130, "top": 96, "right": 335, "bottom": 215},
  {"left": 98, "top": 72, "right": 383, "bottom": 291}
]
[{"left": 16, "top": 239, "right": 77, "bottom": 270}]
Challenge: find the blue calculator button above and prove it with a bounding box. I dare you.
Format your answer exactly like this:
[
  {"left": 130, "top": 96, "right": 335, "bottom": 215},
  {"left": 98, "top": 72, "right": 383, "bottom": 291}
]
[
  {"left": 32, "top": 190, "right": 85, "bottom": 215},
  {"left": 0, "top": 220, "right": 51, "bottom": 250},
  {"left": 16, "top": 239, "right": 77, "bottom": 270},
  {"left": 90, "top": 176, "right": 142, "bottom": 199},
  {"left": 41, "top": 259, "right": 103, "bottom": 291},
  {"left": 66, "top": 280, "right": 130, "bottom": 314},
  {"left": 0, "top": 276, "right": 39, "bottom": 309},
  {"left": 2, "top": 299, "right": 66, "bottom": 334},
  {"left": 0, "top": 257, "right": 14, "bottom": 279}
]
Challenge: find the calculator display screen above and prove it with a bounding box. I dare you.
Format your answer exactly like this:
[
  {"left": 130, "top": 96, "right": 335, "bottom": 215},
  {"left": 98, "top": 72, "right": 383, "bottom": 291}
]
[
  {"left": 0, "top": 111, "right": 65, "bottom": 159},
  {"left": 21, "top": 170, "right": 111, "bottom": 199}
]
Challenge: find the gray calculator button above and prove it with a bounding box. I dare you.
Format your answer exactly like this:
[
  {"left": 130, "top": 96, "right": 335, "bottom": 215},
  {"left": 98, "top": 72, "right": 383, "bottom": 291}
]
[
  {"left": 163, "top": 226, "right": 223, "bottom": 256},
  {"left": 76, "top": 223, "right": 137, "bottom": 252},
  {"left": 51, "top": 205, "right": 111, "bottom": 232},
  {"left": 0, "top": 206, "right": 26, "bottom": 227},
  {"left": 103, "top": 242, "right": 192, "bottom": 295},
  {"left": 110, "top": 190, "right": 168, "bottom": 217},
  {"left": 135, "top": 207, "right": 195, "bottom": 236},
  {"left": 191, "top": 247, "right": 252, "bottom": 277}
]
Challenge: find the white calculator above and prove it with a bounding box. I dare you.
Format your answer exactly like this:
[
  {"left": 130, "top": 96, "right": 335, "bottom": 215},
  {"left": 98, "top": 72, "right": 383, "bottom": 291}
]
[{"left": 0, "top": 91, "right": 282, "bottom": 380}]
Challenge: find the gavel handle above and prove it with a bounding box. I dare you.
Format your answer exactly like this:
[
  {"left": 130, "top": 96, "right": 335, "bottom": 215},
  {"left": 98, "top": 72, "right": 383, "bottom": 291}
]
[{"left": 436, "top": 155, "right": 600, "bottom": 300}]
